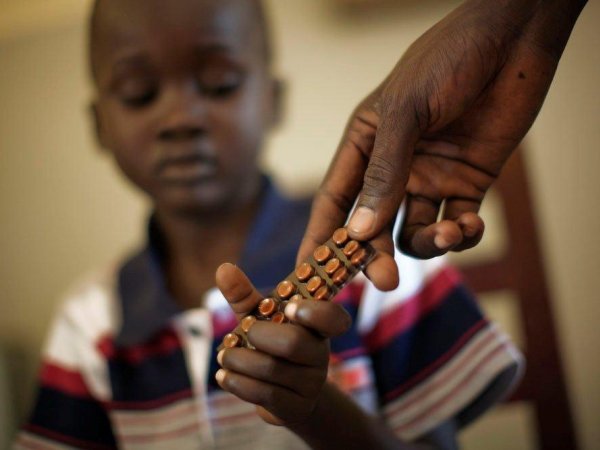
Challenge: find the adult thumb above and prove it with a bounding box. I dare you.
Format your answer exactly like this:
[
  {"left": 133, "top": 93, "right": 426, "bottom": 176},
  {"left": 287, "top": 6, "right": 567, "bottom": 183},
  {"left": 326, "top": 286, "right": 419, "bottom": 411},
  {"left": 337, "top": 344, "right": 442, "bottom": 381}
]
[{"left": 347, "top": 101, "right": 419, "bottom": 241}]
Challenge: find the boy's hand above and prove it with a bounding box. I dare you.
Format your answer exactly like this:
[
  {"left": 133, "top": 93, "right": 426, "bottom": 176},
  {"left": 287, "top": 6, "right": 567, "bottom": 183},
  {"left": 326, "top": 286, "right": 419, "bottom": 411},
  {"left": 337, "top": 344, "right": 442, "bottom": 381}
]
[
  {"left": 214, "top": 263, "right": 351, "bottom": 426},
  {"left": 297, "top": 0, "right": 586, "bottom": 290}
]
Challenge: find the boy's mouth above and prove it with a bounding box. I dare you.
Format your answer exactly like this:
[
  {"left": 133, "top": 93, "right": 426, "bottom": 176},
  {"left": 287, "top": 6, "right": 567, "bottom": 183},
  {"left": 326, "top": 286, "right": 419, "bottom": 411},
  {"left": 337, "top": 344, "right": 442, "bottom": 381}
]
[{"left": 156, "top": 152, "right": 218, "bottom": 185}]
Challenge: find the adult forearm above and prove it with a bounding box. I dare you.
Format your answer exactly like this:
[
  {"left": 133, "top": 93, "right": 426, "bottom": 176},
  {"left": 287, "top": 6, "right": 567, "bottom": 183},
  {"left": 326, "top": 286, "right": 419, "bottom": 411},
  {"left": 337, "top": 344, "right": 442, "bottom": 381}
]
[
  {"left": 525, "top": 0, "right": 587, "bottom": 59},
  {"left": 288, "top": 383, "right": 415, "bottom": 450},
  {"left": 464, "top": 0, "right": 588, "bottom": 58}
]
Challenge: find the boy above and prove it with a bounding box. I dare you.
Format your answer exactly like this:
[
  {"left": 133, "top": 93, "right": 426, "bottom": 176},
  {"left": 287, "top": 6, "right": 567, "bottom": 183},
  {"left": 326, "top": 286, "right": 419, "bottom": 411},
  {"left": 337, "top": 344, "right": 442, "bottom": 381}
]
[{"left": 16, "top": 0, "right": 522, "bottom": 448}]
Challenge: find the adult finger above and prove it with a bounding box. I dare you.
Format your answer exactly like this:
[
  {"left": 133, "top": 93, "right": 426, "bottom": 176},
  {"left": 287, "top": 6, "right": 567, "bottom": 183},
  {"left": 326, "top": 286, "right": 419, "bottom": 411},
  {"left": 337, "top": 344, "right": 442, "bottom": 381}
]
[
  {"left": 442, "top": 200, "right": 485, "bottom": 251},
  {"left": 215, "top": 263, "right": 263, "bottom": 321},
  {"left": 296, "top": 106, "right": 378, "bottom": 265},
  {"left": 362, "top": 228, "right": 399, "bottom": 291},
  {"left": 347, "top": 98, "right": 420, "bottom": 242},
  {"left": 398, "top": 195, "right": 463, "bottom": 258}
]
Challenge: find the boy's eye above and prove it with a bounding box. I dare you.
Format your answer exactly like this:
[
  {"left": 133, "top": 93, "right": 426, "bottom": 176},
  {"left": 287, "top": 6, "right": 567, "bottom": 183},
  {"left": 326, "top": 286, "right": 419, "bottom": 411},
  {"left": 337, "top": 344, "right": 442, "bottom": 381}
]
[
  {"left": 199, "top": 70, "right": 244, "bottom": 98},
  {"left": 121, "top": 89, "right": 158, "bottom": 107},
  {"left": 115, "top": 79, "right": 158, "bottom": 108},
  {"left": 202, "top": 82, "right": 240, "bottom": 98}
]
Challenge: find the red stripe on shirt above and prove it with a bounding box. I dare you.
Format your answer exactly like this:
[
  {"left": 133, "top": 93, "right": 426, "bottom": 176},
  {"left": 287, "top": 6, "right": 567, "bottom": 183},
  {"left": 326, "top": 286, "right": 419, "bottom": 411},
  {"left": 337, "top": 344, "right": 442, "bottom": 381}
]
[
  {"left": 40, "top": 361, "right": 92, "bottom": 398},
  {"left": 329, "top": 364, "right": 371, "bottom": 393},
  {"left": 364, "top": 267, "right": 461, "bottom": 352},
  {"left": 106, "top": 389, "right": 194, "bottom": 411},
  {"left": 331, "top": 347, "right": 367, "bottom": 362},
  {"left": 212, "top": 313, "right": 239, "bottom": 338},
  {"left": 333, "top": 282, "right": 365, "bottom": 308},
  {"left": 96, "top": 329, "right": 182, "bottom": 364}
]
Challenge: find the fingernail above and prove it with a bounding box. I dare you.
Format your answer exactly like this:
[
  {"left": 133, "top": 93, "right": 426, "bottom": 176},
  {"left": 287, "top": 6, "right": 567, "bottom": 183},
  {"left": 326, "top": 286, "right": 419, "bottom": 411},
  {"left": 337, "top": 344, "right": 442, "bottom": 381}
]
[
  {"left": 349, "top": 207, "right": 376, "bottom": 235},
  {"left": 434, "top": 233, "right": 451, "bottom": 249},
  {"left": 217, "top": 350, "right": 225, "bottom": 366},
  {"left": 284, "top": 302, "right": 298, "bottom": 321},
  {"left": 215, "top": 368, "right": 226, "bottom": 384}
]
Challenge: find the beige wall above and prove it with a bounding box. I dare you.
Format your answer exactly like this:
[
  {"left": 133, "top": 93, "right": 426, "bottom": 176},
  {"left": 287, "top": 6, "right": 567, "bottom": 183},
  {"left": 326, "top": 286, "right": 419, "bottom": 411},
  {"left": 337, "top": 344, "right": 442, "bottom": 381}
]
[{"left": 0, "top": 0, "right": 598, "bottom": 448}]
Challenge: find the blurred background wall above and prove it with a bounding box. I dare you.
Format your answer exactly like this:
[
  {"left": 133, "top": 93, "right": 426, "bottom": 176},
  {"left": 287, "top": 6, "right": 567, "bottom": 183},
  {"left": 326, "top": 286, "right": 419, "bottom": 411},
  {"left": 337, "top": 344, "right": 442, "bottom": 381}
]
[{"left": 0, "top": 0, "right": 598, "bottom": 448}]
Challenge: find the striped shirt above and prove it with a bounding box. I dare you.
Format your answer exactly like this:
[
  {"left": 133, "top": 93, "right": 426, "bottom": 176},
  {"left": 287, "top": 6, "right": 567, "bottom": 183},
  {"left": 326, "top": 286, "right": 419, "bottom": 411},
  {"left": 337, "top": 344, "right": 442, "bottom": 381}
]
[{"left": 16, "top": 180, "right": 522, "bottom": 449}]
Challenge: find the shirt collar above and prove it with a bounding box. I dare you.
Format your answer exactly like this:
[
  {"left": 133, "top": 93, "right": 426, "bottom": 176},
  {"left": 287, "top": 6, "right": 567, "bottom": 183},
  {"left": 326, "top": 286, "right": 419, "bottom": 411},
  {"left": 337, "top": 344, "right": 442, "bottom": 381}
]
[{"left": 115, "top": 176, "right": 312, "bottom": 347}]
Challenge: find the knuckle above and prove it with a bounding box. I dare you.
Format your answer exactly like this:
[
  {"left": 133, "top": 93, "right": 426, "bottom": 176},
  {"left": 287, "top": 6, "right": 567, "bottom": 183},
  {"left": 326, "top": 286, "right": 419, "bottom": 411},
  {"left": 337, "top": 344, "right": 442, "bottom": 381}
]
[
  {"left": 363, "top": 154, "right": 396, "bottom": 197},
  {"left": 304, "top": 377, "right": 325, "bottom": 398},
  {"left": 324, "top": 304, "right": 351, "bottom": 336},
  {"left": 281, "top": 330, "right": 304, "bottom": 356},
  {"left": 318, "top": 349, "right": 331, "bottom": 368},
  {"left": 318, "top": 185, "right": 355, "bottom": 214},
  {"left": 397, "top": 233, "right": 421, "bottom": 258},
  {"left": 221, "top": 372, "right": 236, "bottom": 392},
  {"left": 260, "top": 357, "right": 278, "bottom": 379},
  {"left": 258, "top": 388, "right": 278, "bottom": 408}
]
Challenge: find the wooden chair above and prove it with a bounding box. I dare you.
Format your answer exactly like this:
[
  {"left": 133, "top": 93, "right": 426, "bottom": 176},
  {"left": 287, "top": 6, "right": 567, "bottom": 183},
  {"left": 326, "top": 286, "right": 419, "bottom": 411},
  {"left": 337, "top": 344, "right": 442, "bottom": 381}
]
[{"left": 456, "top": 149, "right": 579, "bottom": 450}]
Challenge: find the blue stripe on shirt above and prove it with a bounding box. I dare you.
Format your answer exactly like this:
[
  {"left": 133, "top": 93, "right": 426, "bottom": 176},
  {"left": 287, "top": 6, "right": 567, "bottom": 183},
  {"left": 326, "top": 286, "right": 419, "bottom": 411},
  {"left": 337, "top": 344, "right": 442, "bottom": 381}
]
[
  {"left": 370, "top": 285, "right": 484, "bottom": 401},
  {"left": 27, "top": 386, "right": 117, "bottom": 448}
]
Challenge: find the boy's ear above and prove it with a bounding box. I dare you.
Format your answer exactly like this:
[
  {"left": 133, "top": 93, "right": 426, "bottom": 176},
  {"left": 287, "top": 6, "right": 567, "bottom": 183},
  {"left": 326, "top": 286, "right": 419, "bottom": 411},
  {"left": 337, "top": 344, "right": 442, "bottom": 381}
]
[
  {"left": 90, "top": 101, "right": 110, "bottom": 151},
  {"left": 268, "top": 78, "right": 285, "bottom": 129}
]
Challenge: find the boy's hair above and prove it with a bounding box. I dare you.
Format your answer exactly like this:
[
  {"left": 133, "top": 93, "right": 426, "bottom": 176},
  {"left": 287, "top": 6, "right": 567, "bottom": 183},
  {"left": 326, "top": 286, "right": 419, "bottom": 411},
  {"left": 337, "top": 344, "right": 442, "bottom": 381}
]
[{"left": 88, "top": 0, "right": 274, "bottom": 83}]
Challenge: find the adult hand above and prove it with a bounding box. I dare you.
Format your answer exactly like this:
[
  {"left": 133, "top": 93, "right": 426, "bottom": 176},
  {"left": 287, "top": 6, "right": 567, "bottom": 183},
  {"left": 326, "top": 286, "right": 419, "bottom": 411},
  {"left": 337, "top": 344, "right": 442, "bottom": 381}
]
[{"left": 297, "top": 0, "right": 586, "bottom": 291}]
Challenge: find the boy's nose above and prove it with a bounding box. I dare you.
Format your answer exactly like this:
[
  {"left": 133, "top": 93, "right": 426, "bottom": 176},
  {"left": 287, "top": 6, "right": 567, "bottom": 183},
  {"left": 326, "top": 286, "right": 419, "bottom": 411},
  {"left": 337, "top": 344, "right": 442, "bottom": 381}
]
[{"left": 158, "top": 81, "right": 207, "bottom": 141}]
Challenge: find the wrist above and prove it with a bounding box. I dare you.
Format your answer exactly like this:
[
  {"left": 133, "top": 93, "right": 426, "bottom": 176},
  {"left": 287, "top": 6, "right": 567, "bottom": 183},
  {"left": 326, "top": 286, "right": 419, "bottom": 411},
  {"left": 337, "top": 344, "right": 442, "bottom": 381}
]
[
  {"left": 553, "top": 0, "right": 588, "bottom": 16},
  {"left": 462, "top": 0, "right": 587, "bottom": 59},
  {"left": 288, "top": 382, "right": 412, "bottom": 450},
  {"left": 526, "top": 0, "right": 587, "bottom": 59}
]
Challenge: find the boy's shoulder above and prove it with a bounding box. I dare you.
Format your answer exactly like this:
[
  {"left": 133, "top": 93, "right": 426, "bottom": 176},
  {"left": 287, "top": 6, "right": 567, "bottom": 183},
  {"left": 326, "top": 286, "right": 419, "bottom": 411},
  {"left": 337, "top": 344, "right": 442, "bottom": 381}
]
[{"left": 51, "top": 260, "right": 123, "bottom": 340}]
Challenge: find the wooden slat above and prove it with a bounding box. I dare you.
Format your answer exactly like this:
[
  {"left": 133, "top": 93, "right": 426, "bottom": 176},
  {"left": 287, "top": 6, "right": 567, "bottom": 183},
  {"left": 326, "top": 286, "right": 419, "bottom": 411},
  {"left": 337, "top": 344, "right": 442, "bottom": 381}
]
[{"left": 456, "top": 150, "right": 579, "bottom": 450}]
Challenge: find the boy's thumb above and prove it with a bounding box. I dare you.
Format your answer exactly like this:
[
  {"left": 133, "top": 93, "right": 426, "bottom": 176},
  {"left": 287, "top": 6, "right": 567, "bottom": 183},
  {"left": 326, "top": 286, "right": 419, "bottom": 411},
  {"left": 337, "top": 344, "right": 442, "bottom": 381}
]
[{"left": 215, "top": 263, "right": 264, "bottom": 321}]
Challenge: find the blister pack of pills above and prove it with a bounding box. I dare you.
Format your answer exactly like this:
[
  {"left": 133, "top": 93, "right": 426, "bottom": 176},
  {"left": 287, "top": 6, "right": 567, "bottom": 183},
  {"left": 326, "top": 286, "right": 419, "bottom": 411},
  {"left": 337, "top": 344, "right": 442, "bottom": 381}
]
[{"left": 218, "top": 227, "right": 376, "bottom": 350}]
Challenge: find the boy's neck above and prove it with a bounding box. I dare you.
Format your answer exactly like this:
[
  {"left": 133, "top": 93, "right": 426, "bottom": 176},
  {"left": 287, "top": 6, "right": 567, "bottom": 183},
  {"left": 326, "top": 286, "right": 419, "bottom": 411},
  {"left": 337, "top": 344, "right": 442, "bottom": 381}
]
[{"left": 155, "top": 189, "right": 263, "bottom": 310}]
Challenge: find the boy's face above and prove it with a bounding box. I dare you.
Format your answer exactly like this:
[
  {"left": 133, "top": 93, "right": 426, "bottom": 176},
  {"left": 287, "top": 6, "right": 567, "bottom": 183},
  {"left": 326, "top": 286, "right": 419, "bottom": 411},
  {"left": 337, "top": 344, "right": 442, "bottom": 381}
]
[{"left": 92, "top": 0, "right": 279, "bottom": 215}]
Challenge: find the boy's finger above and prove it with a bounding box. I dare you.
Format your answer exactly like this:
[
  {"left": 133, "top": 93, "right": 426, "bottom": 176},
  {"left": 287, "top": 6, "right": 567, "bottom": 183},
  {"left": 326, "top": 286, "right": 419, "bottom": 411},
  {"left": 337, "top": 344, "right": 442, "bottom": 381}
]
[
  {"left": 283, "top": 299, "right": 351, "bottom": 338},
  {"left": 218, "top": 348, "right": 325, "bottom": 398},
  {"left": 347, "top": 99, "right": 419, "bottom": 242},
  {"left": 216, "top": 369, "right": 320, "bottom": 426},
  {"left": 215, "top": 263, "right": 263, "bottom": 321},
  {"left": 215, "top": 368, "right": 301, "bottom": 422},
  {"left": 247, "top": 321, "right": 329, "bottom": 367}
]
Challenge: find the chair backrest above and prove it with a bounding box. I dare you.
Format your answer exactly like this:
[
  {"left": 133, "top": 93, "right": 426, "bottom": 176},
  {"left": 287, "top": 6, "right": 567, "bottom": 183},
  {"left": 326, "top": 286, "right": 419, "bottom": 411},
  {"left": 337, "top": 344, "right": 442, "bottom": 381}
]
[{"left": 456, "top": 149, "right": 579, "bottom": 450}]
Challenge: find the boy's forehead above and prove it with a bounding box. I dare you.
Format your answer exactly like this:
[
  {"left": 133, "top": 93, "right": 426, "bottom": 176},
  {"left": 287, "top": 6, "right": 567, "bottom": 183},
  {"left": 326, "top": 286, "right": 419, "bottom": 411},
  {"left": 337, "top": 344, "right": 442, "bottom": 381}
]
[{"left": 91, "top": 0, "right": 268, "bottom": 76}]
